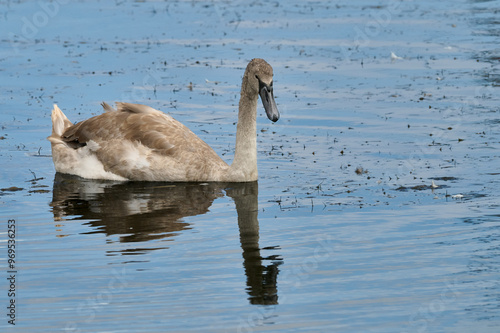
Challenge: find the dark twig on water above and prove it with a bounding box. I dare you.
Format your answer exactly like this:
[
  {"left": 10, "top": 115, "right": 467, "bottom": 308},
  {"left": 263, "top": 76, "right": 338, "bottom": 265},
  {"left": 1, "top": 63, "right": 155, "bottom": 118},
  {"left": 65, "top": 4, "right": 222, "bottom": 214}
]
[{"left": 28, "top": 169, "right": 44, "bottom": 182}]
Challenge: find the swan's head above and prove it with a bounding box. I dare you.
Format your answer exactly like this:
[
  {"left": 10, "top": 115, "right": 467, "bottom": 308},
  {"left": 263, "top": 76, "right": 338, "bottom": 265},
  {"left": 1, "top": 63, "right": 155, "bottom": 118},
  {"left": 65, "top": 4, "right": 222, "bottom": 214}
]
[{"left": 245, "top": 59, "right": 280, "bottom": 122}]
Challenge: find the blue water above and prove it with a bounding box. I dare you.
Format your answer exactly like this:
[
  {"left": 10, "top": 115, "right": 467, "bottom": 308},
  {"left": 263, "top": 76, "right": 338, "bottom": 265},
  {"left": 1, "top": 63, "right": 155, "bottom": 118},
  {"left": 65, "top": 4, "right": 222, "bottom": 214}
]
[{"left": 1, "top": 0, "right": 500, "bottom": 332}]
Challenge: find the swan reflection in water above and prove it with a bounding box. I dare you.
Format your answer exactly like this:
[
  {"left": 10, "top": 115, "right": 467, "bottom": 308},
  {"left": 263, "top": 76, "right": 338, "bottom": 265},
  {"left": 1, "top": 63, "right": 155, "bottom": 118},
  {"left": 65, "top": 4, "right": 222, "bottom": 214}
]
[{"left": 50, "top": 173, "right": 282, "bottom": 305}]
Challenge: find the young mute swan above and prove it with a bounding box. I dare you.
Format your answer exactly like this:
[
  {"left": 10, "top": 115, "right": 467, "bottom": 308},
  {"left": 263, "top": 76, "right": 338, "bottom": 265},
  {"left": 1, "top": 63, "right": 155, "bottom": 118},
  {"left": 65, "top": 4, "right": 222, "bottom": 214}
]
[{"left": 47, "top": 58, "right": 280, "bottom": 182}]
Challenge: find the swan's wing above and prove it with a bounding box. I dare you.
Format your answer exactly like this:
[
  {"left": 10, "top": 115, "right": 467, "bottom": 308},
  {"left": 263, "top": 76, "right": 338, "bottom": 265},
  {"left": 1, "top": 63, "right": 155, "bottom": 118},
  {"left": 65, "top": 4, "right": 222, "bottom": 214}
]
[
  {"left": 115, "top": 102, "right": 160, "bottom": 114},
  {"left": 101, "top": 102, "right": 116, "bottom": 112},
  {"left": 62, "top": 103, "right": 180, "bottom": 154},
  {"left": 60, "top": 103, "right": 225, "bottom": 180}
]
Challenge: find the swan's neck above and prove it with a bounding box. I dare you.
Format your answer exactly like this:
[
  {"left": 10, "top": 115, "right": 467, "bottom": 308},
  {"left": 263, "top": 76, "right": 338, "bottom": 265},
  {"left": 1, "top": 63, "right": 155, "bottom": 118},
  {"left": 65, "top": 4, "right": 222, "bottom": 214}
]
[{"left": 228, "top": 92, "right": 258, "bottom": 181}]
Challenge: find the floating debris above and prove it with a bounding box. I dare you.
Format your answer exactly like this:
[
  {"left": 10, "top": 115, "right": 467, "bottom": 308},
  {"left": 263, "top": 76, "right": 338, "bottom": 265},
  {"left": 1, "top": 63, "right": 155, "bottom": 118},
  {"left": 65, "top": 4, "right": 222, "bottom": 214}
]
[
  {"left": 390, "top": 52, "right": 403, "bottom": 61},
  {"left": 395, "top": 184, "right": 428, "bottom": 191},
  {"left": 431, "top": 177, "right": 459, "bottom": 181},
  {"left": 205, "top": 78, "right": 221, "bottom": 84},
  {"left": 431, "top": 180, "right": 438, "bottom": 189},
  {"left": 355, "top": 166, "right": 368, "bottom": 175},
  {"left": 29, "top": 189, "right": 50, "bottom": 194},
  {"left": 1, "top": 186, "right": 24, "bottom": 192},
  {"left": 451, "top": 194, "right": 464, "bottom": 199}
]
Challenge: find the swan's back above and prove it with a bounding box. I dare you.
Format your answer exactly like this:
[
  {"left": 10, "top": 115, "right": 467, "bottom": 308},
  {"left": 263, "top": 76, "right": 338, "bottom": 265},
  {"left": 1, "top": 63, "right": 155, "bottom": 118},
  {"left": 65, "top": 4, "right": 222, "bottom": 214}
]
[{"left": 48, "top": 103, "right": 228, "bottom": 181}]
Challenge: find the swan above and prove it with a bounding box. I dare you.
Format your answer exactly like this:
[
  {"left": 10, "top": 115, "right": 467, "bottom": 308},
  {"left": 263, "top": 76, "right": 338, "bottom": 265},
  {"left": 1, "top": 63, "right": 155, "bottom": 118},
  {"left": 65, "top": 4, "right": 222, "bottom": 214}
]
[{"left": 47, "top": 58, "right": 280, "bottom": 182}]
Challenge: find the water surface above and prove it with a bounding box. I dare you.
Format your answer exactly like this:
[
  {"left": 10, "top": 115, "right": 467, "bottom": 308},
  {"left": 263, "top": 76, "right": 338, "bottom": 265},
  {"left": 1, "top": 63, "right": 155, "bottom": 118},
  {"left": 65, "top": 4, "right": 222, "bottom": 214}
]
[{"left": 1, "top": 0, "right": 500, "bottom": 332}]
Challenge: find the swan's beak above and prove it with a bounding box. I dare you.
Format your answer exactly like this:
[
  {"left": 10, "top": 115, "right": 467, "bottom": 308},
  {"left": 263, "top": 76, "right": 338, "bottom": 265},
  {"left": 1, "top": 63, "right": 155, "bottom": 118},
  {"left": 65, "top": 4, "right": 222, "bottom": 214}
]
[{"left": 259, "top": 84, "right": 280, "bottom": 122}]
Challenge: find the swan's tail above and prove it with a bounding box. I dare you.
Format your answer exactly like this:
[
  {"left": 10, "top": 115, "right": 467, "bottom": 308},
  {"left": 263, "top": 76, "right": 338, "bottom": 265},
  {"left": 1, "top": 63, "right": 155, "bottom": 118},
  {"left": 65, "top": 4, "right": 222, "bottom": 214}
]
[{"left": 48, "top": 104, "right": 73, "bottom": 143}]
